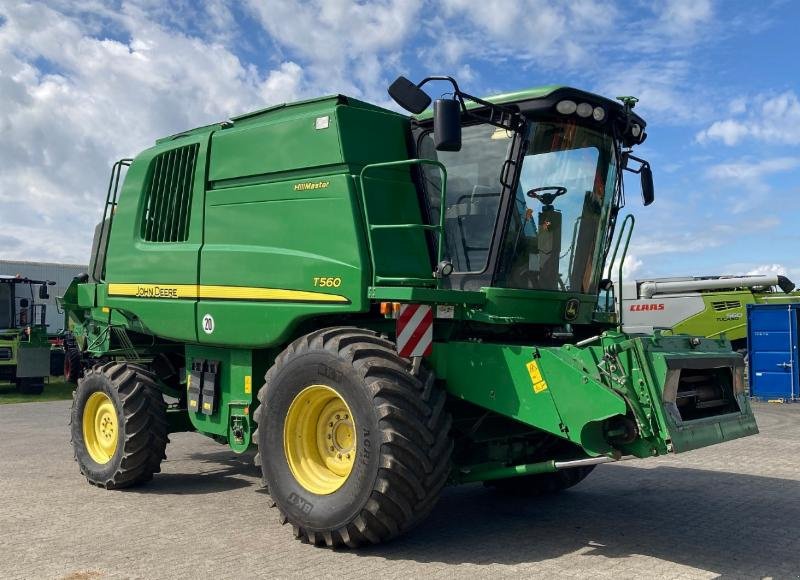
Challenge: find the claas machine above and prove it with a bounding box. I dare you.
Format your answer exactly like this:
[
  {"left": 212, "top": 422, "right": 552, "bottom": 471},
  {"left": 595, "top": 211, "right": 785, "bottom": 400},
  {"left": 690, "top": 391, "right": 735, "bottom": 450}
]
[
  {"left": 0, "top": 275, "right": 55, "bottom": 394},
  {"left": 62, "top": 75, "right": 758, "bottom": 547},
  {"left": 622, "top": 273, "right": 799, "bottom": 354}
]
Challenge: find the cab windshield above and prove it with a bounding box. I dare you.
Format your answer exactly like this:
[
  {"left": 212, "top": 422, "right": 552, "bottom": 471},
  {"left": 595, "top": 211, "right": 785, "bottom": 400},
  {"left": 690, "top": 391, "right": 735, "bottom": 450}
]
[{"left": 420, "top": 119, "right": 618, "bottom": 294}]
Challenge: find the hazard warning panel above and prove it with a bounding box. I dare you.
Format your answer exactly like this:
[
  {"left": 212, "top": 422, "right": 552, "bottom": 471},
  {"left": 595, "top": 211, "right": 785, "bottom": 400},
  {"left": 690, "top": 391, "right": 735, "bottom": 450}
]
[{"left": 396, "top": 304, "right": 433, "bottom": 358}]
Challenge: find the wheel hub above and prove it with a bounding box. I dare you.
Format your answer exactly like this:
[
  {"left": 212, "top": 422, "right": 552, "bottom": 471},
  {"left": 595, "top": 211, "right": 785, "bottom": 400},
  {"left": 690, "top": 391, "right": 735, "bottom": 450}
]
[
  {"left": 82, "top": 391, "right": 119, "bottom": 464},
  {"left": 284, "top": 385, "right": 357, "bottom": 495}
]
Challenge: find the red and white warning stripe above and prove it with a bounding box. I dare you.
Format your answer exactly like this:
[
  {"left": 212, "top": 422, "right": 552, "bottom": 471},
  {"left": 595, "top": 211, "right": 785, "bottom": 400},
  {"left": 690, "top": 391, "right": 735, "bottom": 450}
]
[{"left": 396, "top": 304, "right": 433, "bottom": 358}]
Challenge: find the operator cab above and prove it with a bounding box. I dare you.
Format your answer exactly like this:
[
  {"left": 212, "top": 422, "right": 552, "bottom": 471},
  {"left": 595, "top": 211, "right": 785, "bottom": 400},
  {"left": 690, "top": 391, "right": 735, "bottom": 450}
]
[
  {"left": 0, "top": 275, "right": 54, "bottom": 332},
  {"left": 391, "top": 77, "right": 652, "bottom": 300}
]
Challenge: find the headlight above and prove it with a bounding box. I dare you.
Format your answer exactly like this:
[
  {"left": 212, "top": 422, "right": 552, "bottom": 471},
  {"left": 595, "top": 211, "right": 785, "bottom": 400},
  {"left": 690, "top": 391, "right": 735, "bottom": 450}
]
[
  {"left": 592, "top": 106, "right": 606, "bottom": 121},
  {"left": 556, "top": 100, "right": 577, "bottom": 114},
  {"left": 576, "top": 102, "right": 593, "bottom": 118},
  {"left": 631, "top": 123, "right": 642, "bottom": 137}
]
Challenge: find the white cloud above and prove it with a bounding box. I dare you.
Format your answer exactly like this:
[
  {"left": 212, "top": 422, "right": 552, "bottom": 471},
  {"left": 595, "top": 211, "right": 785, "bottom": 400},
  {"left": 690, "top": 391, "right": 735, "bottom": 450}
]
[
  {"left": 610, "top": 254, "right": 643, "bottom": 280},
  {"left": 659, "top": 0, "right": 713, "bottom": 32},
  {"left": 432, "top": 0, "right": 621, "bottom": 69},
  {"left": 0, "top": 1, "right": 308, "bottom": 263},
  {"left": 723, "top": 262, "right": 800, "bottom": 284},
  {"left": 696, "top": 119, "right": 750, "bottom": 146},
  {"left": 697, "top": 91, "right": 800, "bottom": 146},
  {"left": 244, "top": 0, "right": 423, "bottom": 103},
  {"left": 746, "top": 264, "right": 789, "bottom": 276},
  {"left": 705, "top": 157, "right": 800, "bottom": 182}
]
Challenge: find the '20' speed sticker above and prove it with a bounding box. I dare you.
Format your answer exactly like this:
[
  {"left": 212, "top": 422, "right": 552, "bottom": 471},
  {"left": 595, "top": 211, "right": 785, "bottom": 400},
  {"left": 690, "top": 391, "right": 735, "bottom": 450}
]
[{"left": 202, "top": 314, "right": 215, "bottom": 335}]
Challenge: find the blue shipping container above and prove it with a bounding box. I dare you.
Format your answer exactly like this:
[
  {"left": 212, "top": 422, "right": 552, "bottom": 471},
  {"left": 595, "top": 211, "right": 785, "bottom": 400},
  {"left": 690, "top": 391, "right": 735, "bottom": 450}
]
[{"left": 747, "top": 303, "right": 799, "bottom": 400}]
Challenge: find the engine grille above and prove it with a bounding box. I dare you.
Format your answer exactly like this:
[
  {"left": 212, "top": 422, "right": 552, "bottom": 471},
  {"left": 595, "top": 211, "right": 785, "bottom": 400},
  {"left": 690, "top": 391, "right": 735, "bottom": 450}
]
[{"left": 712, "top": 300, "right": 741, "bottom": 311}]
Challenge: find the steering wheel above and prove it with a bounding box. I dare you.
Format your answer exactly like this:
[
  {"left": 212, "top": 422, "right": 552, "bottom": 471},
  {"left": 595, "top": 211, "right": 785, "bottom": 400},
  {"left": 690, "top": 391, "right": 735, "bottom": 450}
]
[{"left": 526, "top": 186, "right": 567, "bottom": 206}]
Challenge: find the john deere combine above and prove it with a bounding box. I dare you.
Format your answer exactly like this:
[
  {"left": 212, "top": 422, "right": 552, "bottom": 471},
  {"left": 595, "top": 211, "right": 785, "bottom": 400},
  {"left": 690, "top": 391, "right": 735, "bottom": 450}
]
[{"left": 63, "top": 75, "right": 758, "bottom": 547}]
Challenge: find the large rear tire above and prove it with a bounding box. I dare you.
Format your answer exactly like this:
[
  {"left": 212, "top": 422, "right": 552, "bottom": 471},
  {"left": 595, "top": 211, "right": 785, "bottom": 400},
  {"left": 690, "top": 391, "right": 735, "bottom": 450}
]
[
  {"left": 486, "top": 465, "right": 595, "bottom": 495},
  {"left": 254, "top": 327, "right": 452, "bottom": 548},
  {"left": 70, "top": 362, "right": 168, "bottom": 489}
]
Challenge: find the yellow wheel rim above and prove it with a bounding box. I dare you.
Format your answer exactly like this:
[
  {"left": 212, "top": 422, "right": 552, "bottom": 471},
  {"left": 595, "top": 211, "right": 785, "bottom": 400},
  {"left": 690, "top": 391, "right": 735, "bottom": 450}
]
[
  {"left": 284, "top": 384, "right": 357, "bottom": 495},
  {"left": 82, "top": 392, "right": 119, "bottom": 464}
]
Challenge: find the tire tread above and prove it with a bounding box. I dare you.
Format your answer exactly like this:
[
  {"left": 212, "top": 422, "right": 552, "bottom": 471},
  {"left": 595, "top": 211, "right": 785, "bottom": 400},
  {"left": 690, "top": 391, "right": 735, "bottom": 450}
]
[{"left": 255, "top": 326, "right": 452, "bottom": 548}]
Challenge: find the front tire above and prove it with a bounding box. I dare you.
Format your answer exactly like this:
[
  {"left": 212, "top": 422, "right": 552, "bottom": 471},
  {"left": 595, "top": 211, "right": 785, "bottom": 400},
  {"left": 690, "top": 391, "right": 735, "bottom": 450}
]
[
  {"left": 254, "top": 327, "right": 452, "bottom": 548},
  {"left": 70, "top": 362, "right": 168, "bottom": 489}
]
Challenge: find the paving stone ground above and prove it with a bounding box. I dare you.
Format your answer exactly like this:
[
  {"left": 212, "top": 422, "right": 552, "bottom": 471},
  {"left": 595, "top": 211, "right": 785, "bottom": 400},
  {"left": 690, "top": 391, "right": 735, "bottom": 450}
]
[{"left": 1, "top": 400, "right": 798, "bottom": 579}]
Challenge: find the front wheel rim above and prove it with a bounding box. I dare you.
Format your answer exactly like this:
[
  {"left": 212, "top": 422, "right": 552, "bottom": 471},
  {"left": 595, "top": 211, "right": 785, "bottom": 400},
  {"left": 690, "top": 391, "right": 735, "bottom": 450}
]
[
  {"left": 82, "top": 391, "right": 118, "bottom": 464},
  {"left": 284, "top": 384, "right": 357, "bottom": 495}
]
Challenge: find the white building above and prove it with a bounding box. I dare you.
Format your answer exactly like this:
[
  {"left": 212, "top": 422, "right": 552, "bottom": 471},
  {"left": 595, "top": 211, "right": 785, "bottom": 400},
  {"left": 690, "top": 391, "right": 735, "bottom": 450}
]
[{"left": 0, "top": 260, "right": 87, "bottom": 333}]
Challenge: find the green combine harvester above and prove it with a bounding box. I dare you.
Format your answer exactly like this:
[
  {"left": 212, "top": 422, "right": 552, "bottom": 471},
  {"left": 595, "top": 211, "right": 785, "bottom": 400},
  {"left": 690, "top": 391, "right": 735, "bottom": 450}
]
[
  {"left": 0, "top": 275, "right": 55, "bottom": 394},
  {"left": 622, "top": 274, "right": 800, "bottom": 354},
  {"left": 62, "top": 75, "right": 758, "bottom": 547}
]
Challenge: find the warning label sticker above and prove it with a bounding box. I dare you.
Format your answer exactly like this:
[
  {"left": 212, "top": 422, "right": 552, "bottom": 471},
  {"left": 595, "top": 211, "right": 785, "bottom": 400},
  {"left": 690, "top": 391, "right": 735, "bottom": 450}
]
[{"left": 526, "top": 360, "right": 548, "bottom": 393}]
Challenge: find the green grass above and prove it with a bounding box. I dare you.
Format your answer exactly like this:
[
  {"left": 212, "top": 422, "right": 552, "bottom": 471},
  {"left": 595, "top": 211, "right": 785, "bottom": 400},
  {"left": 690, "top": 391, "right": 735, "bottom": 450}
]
[{"left": 0, "top": 377, "right": 74, "bottom": 404}]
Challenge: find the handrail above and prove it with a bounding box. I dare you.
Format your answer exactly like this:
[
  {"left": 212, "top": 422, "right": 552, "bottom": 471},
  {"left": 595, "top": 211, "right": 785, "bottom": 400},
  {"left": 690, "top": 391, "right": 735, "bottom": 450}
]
[
  {"left": 605, "top": 214, "right": 635, "bottom": 328},
  {"left": 358, "top": 159, "right": 448, "bottom": 288},
  {"left": 93, "top": 158, "right": 133, "bottom": 282}
]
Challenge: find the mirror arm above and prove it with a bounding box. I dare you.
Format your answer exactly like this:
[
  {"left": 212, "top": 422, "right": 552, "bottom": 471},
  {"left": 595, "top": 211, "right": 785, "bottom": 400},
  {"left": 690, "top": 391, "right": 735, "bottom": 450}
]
[
  {"left": 622, "top": 152, "right": 648, "bottom": 174},
  {"left": 415, "top": 76, "right": 524, "bottom": 132}
]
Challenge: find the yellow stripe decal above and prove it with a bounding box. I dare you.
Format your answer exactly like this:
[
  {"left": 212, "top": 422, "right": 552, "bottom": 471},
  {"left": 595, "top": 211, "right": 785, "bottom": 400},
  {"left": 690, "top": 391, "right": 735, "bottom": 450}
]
[
  {"left": 108, "top": 284, "right": 198, "bottom": 299},
  {"left": 107, "top": 283, "right": 348, "bottom": 303}
]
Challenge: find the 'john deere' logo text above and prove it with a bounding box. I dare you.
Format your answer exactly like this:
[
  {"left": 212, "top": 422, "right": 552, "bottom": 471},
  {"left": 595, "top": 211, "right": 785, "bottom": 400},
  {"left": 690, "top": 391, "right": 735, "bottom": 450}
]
[
  {"left": 294, "top": 181, "right": 330, "bottom": 191},
  {"left": 136, "top": 286, "right": 179, "bottom": 298}
]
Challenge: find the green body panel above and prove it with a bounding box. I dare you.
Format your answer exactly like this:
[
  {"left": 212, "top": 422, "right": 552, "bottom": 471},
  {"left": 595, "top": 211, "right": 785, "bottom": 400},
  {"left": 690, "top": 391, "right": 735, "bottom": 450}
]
[
  {"left": 102, "top": 131, "right": 210, "bottom": 343},
  {"left": 185, "top": 345, "right": 254, "bottom": 452},
  {"left": 430, "top": 341, "right": 626, "bottom": 456},
  {"left": 0, "top": 327, "right": 50, "bottom": 380},
  {"left": 0, "top": 334, "right": 17, "bottom": 370},
  {"left": 92, "top": 95, "right": 435, "bottom": 348},
  {"left": 674, "top": 290, "right": 800, "bottom": 343},
  {"left": 431, "top": 332, "right": 757, "bottom": 463},
  {"left": 467, "top": 288, "right": 597, "bottom": 325}
]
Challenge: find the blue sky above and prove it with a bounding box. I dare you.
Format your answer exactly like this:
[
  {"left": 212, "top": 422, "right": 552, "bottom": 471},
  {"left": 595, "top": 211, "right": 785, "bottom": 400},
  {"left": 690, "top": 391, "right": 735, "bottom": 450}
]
[{"left": 1, "top": 0, "right": 799, "bottom": 283}]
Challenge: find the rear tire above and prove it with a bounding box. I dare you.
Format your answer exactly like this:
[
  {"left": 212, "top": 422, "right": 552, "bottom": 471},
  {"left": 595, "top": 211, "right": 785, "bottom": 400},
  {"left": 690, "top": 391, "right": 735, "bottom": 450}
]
[
  {"left": 486, "top": 465, "right": 595, "bottom": 495},
  {"left": 254, "top": 327, "right": 452, "bottom": 548},
  {"left": 70, "top": 362, "right": 168, "bottom": 489},
  {"left": 64, "top": 347, "right": 83, "bottom": 383},
  {"left": 16, "top": 377, "right": 44, "bottom": 395}
]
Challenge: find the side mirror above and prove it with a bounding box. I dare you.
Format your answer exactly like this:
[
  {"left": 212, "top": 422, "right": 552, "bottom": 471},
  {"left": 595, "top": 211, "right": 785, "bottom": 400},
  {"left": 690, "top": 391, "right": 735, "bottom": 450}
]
[
  {"left": 388, "top": 76, "right": 431, "bottom": 114},
  {"left": 39, "top": 285, "right": 49, "bottom": 300},
  {"left": 640, "top": 163, "right": 654, "bottom": 206},
  {"left": 433, "top": 98, "right": 462, "bottom": 152}
]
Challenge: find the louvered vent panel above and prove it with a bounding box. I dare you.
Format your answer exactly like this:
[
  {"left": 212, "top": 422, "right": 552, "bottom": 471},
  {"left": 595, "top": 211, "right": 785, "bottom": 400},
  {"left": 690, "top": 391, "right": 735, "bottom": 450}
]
[
  {"left": 140, "top": 144, "right": 199, "bottom": 242},
  {"left": 712, "top": 300, "right": 741, "bottom": 311}
]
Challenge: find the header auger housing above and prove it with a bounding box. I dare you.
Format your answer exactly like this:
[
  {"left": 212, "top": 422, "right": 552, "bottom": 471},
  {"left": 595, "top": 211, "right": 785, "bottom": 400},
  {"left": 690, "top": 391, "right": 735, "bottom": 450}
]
[{"left": 63, "top": 74, "right": 757, "bottom": 547}]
